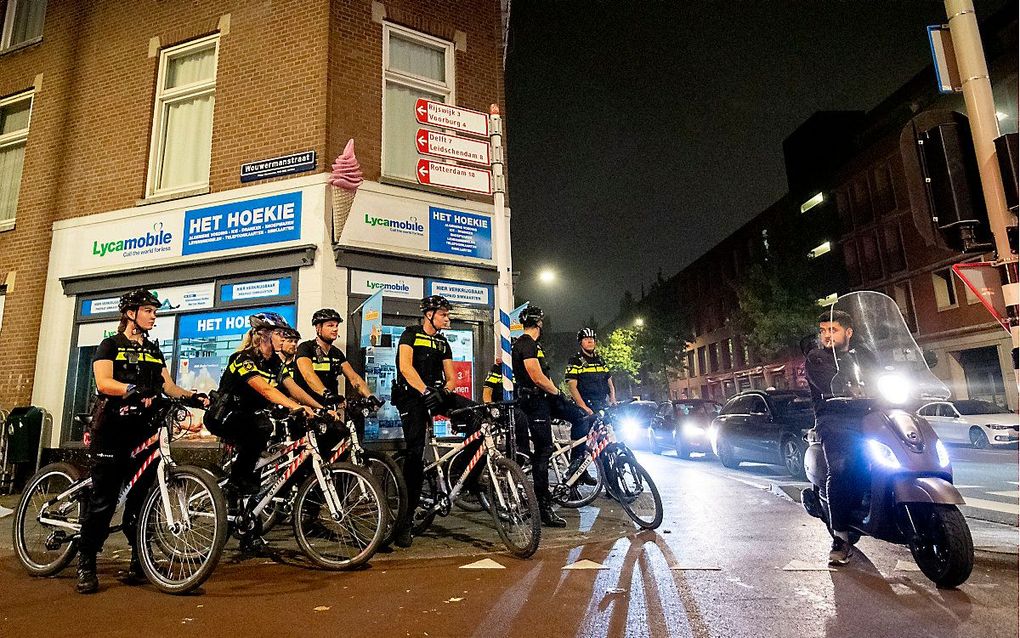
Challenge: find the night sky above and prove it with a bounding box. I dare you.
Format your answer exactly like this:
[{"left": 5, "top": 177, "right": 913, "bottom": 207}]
[{"left": 504, "top": 0, "right": 1007, "bottom": 328}]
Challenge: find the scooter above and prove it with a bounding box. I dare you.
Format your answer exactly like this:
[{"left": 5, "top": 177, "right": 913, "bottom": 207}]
[{"left": 801, "top": 291, "right": 974, "bottom": 589}]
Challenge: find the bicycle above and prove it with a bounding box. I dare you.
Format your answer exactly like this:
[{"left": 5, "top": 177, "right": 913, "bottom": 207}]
[
  {"left": 13, "top": 396, "right": 228, "bottom": 594},
  {"left": 219, "top": 406, "right": 388, "bottom": 570},
  {"left": 411, "top": 400, "right": 541, "bottom": 558},
  {"left": 549, "top": 405, "right": 663, "bottom": 529}
]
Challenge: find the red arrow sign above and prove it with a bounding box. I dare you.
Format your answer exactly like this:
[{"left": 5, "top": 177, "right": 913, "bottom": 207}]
[
  {"left": 414, "top": 99, "right": 489, "bottom": 137},
  {"left": 415, "top": 128, "right": 491, "bottom": 166},
  {"left": 416, "top": 159, "right": 492, "bottom": 195}
]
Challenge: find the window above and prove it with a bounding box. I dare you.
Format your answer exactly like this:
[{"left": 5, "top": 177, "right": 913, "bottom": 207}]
[
  {"left": 807, "top": 241, "right": 831, "bottom": 259},
  {"left": 844, "top": 240, "right": 861, "bottom": 286},
  {"left": 147, "top": 35, "right": 218, "bottom": 197},
  {"left": 382, "top": 23, "right": 455, "bottom": 181},
  {"left": 932, "top": 269, "right": 958, "bottom": 309},
  {"left": 0, "top": 91, "right": 32, "bottom": 230},
  {"left": 722, "top": 338, "right": 733, "bottom": 370},
  {"left": 859, "top": 232, "right": 882, "bottom": 281},
  {"left": 892, "top": 282, "right": 917, "bottom": 332},
  {"left": 870, "top": 162, "right": 896, "bottom": 215},
  {"left": 1, "top": 0, "right": 45, "bottom": 49},
  {"left": 697, "top": 346, "right": 706, "bottom": 377},
  {"left": 835, "top": 189, "right": 853, "bottom": 233},
  {"left": 741, "top": 341, "right": 751, "bottom": 366},
  {"left": 686, "top": 351, "right": 695, "bottom": 377},
  {"left": 709, "top": 342, "right": 719, "bottom": 372},
  {"left": 917, "top": 403, "right": 939, "bottom": 418},
  {"left": 852, "top": 177, "right": 873, "bottom": 225},
  {"left": 882, "top": 223, "right": 906, "bottom": 272}
]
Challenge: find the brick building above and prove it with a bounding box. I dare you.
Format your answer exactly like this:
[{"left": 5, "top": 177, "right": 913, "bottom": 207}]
[{"left": 0, "top": 0, "right": 508, "bottom": 449}]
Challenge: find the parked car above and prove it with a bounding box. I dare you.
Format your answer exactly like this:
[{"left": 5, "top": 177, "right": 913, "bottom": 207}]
[
  {"left": 612, "top": 401, "right": 659, "bottom": 448},
  {"left": 708, "top": 390, "right": 814, "bottom": 479},
  {"left": 916, "top": 399, "right": 1019, "bottom": 449},
  {"left": 647, "top": 399, "right": 722, "bottom": 458}
]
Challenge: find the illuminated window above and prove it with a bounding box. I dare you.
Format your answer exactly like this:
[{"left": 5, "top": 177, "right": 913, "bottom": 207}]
[
  {"left": 807, "top": 241, "right": 831, "bottom": 259},
  {"left": 800, "top": 192, "right": 824, "bottom": 214}
]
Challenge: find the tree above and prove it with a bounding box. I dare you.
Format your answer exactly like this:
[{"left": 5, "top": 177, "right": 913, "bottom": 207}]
[
  {"left": 633, "top": 303, "right": 690, "bottom": 399},
  {"left": 732, "top": 263, "right": 820, "bottom": 361},
  {"left": 601, "top": 327, "right": 639, "bottom": 398}
]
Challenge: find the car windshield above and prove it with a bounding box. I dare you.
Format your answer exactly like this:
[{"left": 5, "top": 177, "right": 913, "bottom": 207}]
[
  {"left": 773, "top": 395, "right": 813, "bottom": 416},
  {"left": 954, "top": 400, "right": 1011, "bottom": 415},
  {"left": 620, "top": 403, "right": 657, "bottom": 418},
  {"left": 676, "top": 402, "right": 719, "bottom": 417}
]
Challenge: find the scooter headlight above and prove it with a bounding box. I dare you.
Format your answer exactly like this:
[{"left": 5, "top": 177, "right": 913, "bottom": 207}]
[
  {"left": 935, "top": 439, "right": 951, "bottom": 468},
  {"left": 877, "top": 373, "right": 911, "bottom": 405},
  {"left": 866, "top": 439, "right": 901, "bottom": 469}
]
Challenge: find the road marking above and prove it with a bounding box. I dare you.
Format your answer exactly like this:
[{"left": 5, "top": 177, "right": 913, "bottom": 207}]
[
  {"left": 962, "top": 497, "right": 1020, "bottom": 515},
  {"left": 952, "top": 485, "right": 985, "bottom": 489},
  {"left": 1009, "top": 482, "right": 1019, "bottom": 486},
  {"left": 986, "top": 491, "right": 1020, "bottom": 499},
  {"left": 0, "top": 505, "right": 12, "bottom": 519},
  {"left": 781, "top": 560, "right": 834, "bottom": 572},
  {"left": 670, "top": 564, "right": 722, "bottom": 571},
  {"left": 894, "top": 560, "right": 921, "bottom": 572},
  {"left": 563, "top": 559, "right": 609, "bottom": 570},
  {"left": 578, "top": 506, "right": 600, "bottom": 534},
  {"left": 460, "top": 558, "right": 505, "bottom": 569}
]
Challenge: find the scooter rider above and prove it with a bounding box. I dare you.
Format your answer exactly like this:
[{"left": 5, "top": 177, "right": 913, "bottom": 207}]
[
  {"left": 512, "top": 305, "right": 590, "bottom": 528},
  {"left": 805, "top": 309, "right": 876, "bottom": 566},
  {"left": 565, "top": 327, "right": 616, "bottom": 415},
  {"left": 391, "top": 295, "right": 480, "bottom": 548},
  {"left": 77, "top": 289, "right": 209, "bottom": 594}
]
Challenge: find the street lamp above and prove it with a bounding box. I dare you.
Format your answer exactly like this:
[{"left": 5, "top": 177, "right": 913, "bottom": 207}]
[
  {"left": 538, "top": 269, "right": 556, "bottom": 284},
  {"left": 634, "top": 317, "right": 645, "bottom": 327}
]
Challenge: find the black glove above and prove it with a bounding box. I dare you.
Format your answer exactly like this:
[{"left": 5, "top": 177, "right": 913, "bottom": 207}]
[
  {"left": 125, "top": 384, "right": 159, "bottom": 400},
  {"left": 422, "top": 387, "right": 444, "bottom": 412},
  {"left": 185, "top": 393, "right": 208, "bottom": 408},
  {"left": 368, "top": 395, "right": 385, "bottom": 410}
]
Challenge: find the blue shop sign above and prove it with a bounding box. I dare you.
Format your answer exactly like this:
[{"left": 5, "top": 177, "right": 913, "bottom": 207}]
[
  {"left": 183, "top": 192, "right": 302, "bottom": 256},
  {"left": 178, "top": 305, "right": 296, "bottom": 339},
  {"left": 426, "top": 279, "right": 491, "bottom": 307},
  {"left": 428, "top": 207, "right": 492, "bottom": 260},
  {"left": 221, "top": 277, "right": 293, "bottom": 302}
]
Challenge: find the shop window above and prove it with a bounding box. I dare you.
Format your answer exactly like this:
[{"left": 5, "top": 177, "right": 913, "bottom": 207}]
[
  {"left": 932, "top": 269, "right": 958, "bottom": 310},
  {"left": 147, "top": 34, "right": 219, "bottom": 197},
  {"left": 1, "top": 0, "right": 45, "bottom": 49},
  {"left": 859, "top": 232, "right": 883, "bottom": 281},
  {"left": 881, "top": 222, "right": 906, "bottom": 273},
  {"left": 0, "top": 91, "right": 32, "bottom": 231},
  {"left": 382, "top": 23, "right": 455, "bottom": 182}
]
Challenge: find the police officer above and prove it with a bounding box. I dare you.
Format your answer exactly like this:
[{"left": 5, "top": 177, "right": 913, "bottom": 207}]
[
  {"left": 565, "top": 328, "right": 616, "bottom": 415},
  {"left": 293, "top": 308, "right": 378, "bottom": 438},
  {"left": 512, "top": 305, "right": 589, "bottom": 527},
  {"left": 215, "top": 312, "right": 317, "bottom": 551},
  {"left": 391, "top": 295, "right": 479, "bottom": 547},
  {"left": 77, "top": 289, "right": 208, "bottom": 594}
]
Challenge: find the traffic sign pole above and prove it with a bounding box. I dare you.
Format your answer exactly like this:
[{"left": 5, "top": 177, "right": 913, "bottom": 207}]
[{"left": 489, "top": 105, "right": 515, "bottom": 400}]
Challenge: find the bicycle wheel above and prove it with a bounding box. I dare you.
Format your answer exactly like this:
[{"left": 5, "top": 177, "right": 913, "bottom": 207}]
[
  {"left": 293, "top": 462, "right": 386, "bottom": 570},
  {"left": 13, "top": 462, "right": 83, "bottom": 576},
  {"left": 550, "top": 453, "right": 604, "bottom": 508},
  {"left": 610, "top": 450, "right": 663, "bottom": 530},
  {"left": 487, "top": 456, "right": 541, "bottom": 558},
  {"left": 361, "top": 451, "right": 407, "bottom": 547},
  {"left": 136, "top": 465, "right": 227, "bottom": 594},
  {"left": 411, "top": 470, "right": 441, "bottom": 535}
]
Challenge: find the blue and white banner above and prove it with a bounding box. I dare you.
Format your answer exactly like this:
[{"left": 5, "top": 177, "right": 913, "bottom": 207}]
[
  {"left": 178, "top": 305, "right": 296, "bottom": 340},
  {"left": 221, "top": 277, "right": 293, "bottom": 302},
  {"left": 508, "top": 302, "right": 529, "bottom": 338},
  {"left": 428, "top": 207, "right": 492, "bottom": 259},
  {"left": 183, "top": 192, "right": 302, "bottom": 256},
  {"left": 360, "top": 289, "right": 383, "bottom": 348},
  {"left": 426, "top": 279, "right": 491, "bottom": 307}
]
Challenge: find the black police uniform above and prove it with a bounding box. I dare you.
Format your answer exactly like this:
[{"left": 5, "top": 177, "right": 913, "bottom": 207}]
[
  {"left": 512, "top": 334, "right": 587, "bottom": 504},
  {"left": 564, "top": 351, "right": 612, "bottom": 412},
  {"left": 805, "top": 346, "right": 875, "bottom": 533},
  {"left": 391, "top": 325, "right": 478, "bottom": 531},
  {"left": 216, "top": 348, "right": 291, "bottom": 494},
  {"left": 79, "top": 333, "right": 166, "bottom": 556},
  {"left": 293, "top": 339, "right": 365, "bottom": 440}
]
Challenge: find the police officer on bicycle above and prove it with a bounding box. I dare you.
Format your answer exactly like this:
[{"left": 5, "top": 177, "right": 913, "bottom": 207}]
[
  {"left": 77, "top": 289, "right": 208, "bottom": 594},
  {"left": 565, "top": 328, "right": 616, "bottom": 415},
  {"left": 512, "top": 305, "right": 590, "bottom": 528},
  {"left": 391, "top": 295, "right": 479, "bottom": 548}
]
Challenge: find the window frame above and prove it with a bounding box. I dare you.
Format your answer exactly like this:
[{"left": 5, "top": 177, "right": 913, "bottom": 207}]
[
  {"left": 380, "top": 22, "right": 456, "bottom": 182},
  {"left": 0, "top": 89, "right": 34, "bottom": 232},
  {"left": 1, "top": 0, "right": 45, "bottom": 51},
  {"left": 145, "top": 33, "right": 220, "bottom": 199},
  {"left": 932, "top": 268, "right": 959, "bottom": 311}
]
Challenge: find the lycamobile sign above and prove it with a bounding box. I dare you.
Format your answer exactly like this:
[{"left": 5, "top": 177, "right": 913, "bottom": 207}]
[
  {"left": 364, "top": 214, "right": 424, "bottom": 235},
  {"left": 92, "top": 223, "right": 173, "bottom": 258}
]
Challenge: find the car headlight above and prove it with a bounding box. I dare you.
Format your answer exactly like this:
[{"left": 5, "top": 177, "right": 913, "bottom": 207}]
[
  {"left": 877, "top": 373, "right": 911, "bottom": 405},
  {"left": 935, "top": 439, "right": 951, "bottom": 468},
  {"left": 682, "top": 422, "right": 704, "bottom": 437},
  {"left": 619, "top": 417, "right": 639, "bottom": 437},
  {"left": 866, "top": 439, "right": 901, "bottom": 469}
]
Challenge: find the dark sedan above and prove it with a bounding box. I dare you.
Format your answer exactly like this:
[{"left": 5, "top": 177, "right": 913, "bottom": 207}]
[
  {"left": 612, "top": 400, "right": 660, "bottom": 448},
  {"left": 647, "top": 399, "right": 722, "bottom": 458},
  {"left": 708, "top": 390, "right": 814, "bottom": 479}
]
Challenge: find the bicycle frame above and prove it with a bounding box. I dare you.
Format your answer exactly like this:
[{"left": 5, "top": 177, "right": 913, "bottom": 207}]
[{"left": 553, "top": 417, "right": 616, "bottom": 489}]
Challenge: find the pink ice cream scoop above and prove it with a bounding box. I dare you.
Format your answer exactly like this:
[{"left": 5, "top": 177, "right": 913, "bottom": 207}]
[{"left": 330, "top": 138, "right": 363, "bottom": 192}]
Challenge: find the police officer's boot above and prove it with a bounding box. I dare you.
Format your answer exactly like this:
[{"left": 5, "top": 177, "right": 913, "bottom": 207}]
[
  {"left": 76, "top": 551, "right": 99, "bottom": 594},
  {"left": 539, "top": 501, "right": 566, "bottom": 528},
  {"left": 125, "top": 545, "right": 144, "bottom": 584}
]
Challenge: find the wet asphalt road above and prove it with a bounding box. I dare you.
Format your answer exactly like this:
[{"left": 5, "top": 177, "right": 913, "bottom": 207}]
[{"left": 1, "top": 450, "right": 1017, "bottom": 638}]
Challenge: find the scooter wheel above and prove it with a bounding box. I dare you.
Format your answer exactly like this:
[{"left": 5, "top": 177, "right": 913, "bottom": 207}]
[{"left": 907, "top": 504, "right": 974, "bottom": 589}]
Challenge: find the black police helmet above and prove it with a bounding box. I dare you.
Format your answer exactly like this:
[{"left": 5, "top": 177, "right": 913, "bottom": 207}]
[
  {"left": 520, "top": 305, "right": 545, "bottom": 328},
  {"left": 312, "top": 308, "right": 343, "bottom": 325},
  {"left": 279, "top": 326, "right": 301, "bottom": 340},
  {"left": 420, "top": 295, "right": 452, "bottom": 314},
  {"left": 249, "top": 312, "right": 292, "bottom": 331},
  {"left": 577, "top": 327, "right": 597, "bottom": 342},
  {"left": 119, "top": 289, "right": 161, "bottom": 314}
]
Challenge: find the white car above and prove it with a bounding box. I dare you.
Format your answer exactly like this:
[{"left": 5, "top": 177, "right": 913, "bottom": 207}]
[{"left": 916, "top": 400, "right": 1019, "bottom": 448}]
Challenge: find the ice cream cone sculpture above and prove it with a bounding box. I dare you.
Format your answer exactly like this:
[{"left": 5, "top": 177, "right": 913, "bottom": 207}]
[{"left": 330, "top": 138, "right": 363, "bottom": 234}]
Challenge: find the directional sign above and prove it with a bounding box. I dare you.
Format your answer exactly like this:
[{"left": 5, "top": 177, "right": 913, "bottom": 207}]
[
  {"left": 416, "top": 128, "right": 491, "bottom": 166},
  {"left": 415, "top": 99, "right": 489, "bottom": 138},
  {"left": 416, "top": 159, "right": 492, "bottom": 195}
]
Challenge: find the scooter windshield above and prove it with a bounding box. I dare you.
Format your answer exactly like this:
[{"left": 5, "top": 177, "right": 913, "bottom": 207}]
[{"left": 826, "top": 291, "right": 950, "bottom": 403}]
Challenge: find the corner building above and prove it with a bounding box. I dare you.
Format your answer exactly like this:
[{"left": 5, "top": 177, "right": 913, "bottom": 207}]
[{"left": 0, "top": 0, "right": 508, "bottom": 453}]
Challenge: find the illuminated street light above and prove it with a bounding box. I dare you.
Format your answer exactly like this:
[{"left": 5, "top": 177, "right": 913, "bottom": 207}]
[
  {"left": 538, "top": 269, "right": 556, "bottom": 284},
  {"left": 634, "top": 317, "right": 645, "bottom": 327}
]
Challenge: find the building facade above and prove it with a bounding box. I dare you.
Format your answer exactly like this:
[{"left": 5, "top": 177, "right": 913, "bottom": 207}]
[{"left": 0, "top": 0, "right": 508, "bottom": 449}]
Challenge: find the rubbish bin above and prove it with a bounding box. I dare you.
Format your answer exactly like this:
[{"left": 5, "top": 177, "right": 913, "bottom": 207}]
[{"left": 6, "top": 406, "right": 47, "bottom": 469}]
